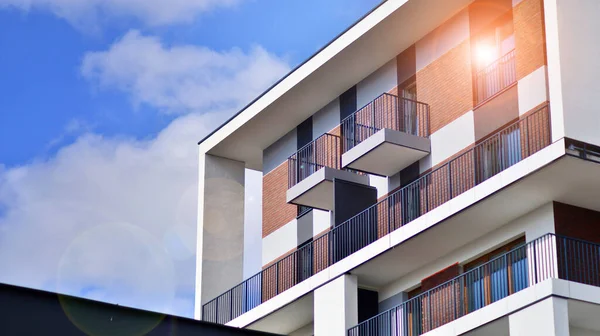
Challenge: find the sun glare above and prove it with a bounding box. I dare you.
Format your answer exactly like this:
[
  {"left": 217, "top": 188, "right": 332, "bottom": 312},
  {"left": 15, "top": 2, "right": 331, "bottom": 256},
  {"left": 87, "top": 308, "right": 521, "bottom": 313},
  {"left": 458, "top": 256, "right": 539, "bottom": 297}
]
[{"left": 476, "top": 44, "right": 497, "bottom": 67}]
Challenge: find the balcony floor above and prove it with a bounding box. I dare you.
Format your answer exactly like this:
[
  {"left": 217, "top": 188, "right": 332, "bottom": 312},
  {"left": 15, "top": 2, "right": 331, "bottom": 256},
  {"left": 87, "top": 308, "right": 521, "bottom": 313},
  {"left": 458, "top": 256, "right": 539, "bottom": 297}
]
[
  {"left": 342, "top": 128, "right": 431, "bottom": 176},
  {"left": 286, "top": 167, "right": 369, "bottom": 211}
]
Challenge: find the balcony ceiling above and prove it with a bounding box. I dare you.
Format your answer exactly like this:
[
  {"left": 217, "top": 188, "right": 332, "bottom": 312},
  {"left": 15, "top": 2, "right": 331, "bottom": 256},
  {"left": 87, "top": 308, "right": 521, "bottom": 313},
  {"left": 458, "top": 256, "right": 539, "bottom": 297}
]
[{"left": 200, "top": 0, "right": 475, "bottom": 170}]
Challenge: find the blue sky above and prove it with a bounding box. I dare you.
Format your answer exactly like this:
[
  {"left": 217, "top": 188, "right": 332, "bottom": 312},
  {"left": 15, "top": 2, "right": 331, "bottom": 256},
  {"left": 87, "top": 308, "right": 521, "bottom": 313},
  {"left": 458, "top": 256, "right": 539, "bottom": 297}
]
[{"left": 0, "top": 0, "right": 380, "bottom": 319}]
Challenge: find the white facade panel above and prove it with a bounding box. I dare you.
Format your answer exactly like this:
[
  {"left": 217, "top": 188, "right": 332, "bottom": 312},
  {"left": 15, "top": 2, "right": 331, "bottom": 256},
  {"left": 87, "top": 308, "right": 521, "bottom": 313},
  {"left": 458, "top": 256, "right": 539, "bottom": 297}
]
[
  {"left": 244, "top": 169, "right": 263, "bottom": 279},
  {"left": 313, "top": 98, "right": 340, "bottom": 138},
  {"left": 263, "top": 129, "right": 297, "bottom": 175},
  {"left": 262, "top": 219, "right": 298, "bottom": 267},
  {"left": 314, "top": 274, "right": 358, "bottom": 336},
  {"left": 196, "top": 154, "right": 245, "bottom": 317},
  {"left": 356, "top": 58, "right": 397, "bottom": 108},
  {"left": 518, "top": 66, "right": 548, "bottom": 116},
  {"left": 421, "top": 110, "right": 475, "bottom": 172},
  {"left": 552, "top": 0, "right": 600, "bottom": 147},
  {"left": 509, "top": 297, "right": 570, "bottom": 336},
  {"left": 313, "top": 209, "right": 331, "bottom": 237}
]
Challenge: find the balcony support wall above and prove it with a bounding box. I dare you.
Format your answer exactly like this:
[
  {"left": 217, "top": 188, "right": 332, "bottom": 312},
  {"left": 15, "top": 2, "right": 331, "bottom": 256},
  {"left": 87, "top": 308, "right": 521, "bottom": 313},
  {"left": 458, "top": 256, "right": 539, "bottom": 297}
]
[
  {"left": 195, "top": 153, "right": 246, "bottom": 319},
  {"left": 314, "top": 274, "right": 358, "bottom": 336},
  {"left": 509, "top": 297, "right": 570, "bottom": 336}
]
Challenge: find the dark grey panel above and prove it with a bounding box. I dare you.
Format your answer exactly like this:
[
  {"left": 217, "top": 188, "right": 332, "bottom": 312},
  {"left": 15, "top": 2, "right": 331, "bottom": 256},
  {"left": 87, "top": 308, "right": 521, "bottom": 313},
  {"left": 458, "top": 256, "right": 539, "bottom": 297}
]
[
  {"left": 379, "top": 292, "right": 408, "bottom": 313},
  {"left": 358, "top": 288, "right": 379, "bottom": 323},
  {"left": 333, "top": 179, "right": 377, "bottom": 226},
  {"left": 297, "top": 117, "right": 313, "bottom": 149},
  {"left": 340, "top": 86, "right": 357, "bottom": 121}
]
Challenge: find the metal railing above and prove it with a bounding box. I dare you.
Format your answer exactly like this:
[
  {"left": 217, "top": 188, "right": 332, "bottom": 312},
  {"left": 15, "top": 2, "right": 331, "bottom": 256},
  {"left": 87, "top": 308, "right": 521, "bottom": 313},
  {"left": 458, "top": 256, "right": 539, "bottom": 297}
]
[
  {"left": 475, "top": 49, "right": 516, "bottom": 104},
  {"left": 341, "top": 93, "right": 430, "bottom": 152},
  {"left": 348, "top": 233, "right": 600, "bottom": 335},
  {"left": 288, "top": 133, "right": 341, "bottom": 188},
  {"left": 202, "top": 105, "right": 550, "bottom": 325}
]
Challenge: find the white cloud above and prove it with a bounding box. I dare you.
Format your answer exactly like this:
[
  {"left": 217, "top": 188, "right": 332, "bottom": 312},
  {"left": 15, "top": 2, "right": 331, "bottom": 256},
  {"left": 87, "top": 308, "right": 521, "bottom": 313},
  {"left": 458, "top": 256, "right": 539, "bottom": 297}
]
[
  {"left": 82, "top": 31, "right": 290, "bottom": 115},
  {"left": 0, "top": 0, "right": 240, "bottom": 28},
  {"left": 0, "top": 34, "right": 290, "bottom": 318}
]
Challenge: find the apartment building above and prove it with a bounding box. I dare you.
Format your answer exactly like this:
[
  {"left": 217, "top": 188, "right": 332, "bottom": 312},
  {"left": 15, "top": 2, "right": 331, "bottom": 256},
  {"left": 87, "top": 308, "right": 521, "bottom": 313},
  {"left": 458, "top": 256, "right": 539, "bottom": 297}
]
[{"left": 195, "top": 0, "right": 600, "bottom": 335}]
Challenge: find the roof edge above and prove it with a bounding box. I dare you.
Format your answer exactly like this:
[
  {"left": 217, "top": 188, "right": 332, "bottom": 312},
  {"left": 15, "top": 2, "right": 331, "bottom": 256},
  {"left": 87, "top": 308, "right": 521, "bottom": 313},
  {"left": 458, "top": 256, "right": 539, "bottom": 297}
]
[{"left": 197, "top": 0, "right": 388, "bottom": 145}]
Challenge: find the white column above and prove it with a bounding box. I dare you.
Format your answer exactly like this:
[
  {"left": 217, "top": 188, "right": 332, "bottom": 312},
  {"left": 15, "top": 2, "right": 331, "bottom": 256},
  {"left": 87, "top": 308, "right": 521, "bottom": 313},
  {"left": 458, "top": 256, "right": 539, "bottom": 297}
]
[
  {"left": 195, "top": 152, "right": 245, "bottom": 319},
  {"left": 524, "top": 203, "right": 558, "bottom": 286},
  {"left": 509, "top": 297, "right": 569, "bottom": 336},
  {"left": 314, "top": 274, "right": 358, "bottom": 336}
]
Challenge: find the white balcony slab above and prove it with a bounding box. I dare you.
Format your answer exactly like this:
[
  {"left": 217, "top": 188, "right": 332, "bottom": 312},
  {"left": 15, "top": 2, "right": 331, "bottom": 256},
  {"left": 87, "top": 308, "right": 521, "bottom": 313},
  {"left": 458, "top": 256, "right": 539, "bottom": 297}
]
[
  {"left": 342, "top": 128, "right": 431, "bottom": 176},
  {"left": 286, "top": 167, "right": 369, "bottom": 211}
]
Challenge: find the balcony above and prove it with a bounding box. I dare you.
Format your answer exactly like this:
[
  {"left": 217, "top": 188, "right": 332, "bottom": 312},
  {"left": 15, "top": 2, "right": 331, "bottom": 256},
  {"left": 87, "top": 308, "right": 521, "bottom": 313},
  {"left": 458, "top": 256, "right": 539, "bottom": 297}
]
[
  {"left": 286, "top": 133, "right": 369, "bottom": 211},
  {"left": 475, "top": 49, "right": 516, "bottom": 105},
  {"left": 348, "top": 233, "right": 600, "bottom": 335},
  {"left": 201, "top": 105, "right": 550, "bottom": 325},
  {"left": 341, "top": 93, "right": 431, "bottom": 176}
]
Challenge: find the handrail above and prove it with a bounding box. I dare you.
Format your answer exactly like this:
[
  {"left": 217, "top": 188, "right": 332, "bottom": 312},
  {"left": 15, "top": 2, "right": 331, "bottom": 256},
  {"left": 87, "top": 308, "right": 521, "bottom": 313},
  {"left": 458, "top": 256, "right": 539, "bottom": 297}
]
[
  {"left": 287, "top": 133, "right": 341, "bottom": 188},
  {"left": 475, "top": 49, "right": 516, "bottom": 104},
  {"left": 202, "top": 105, "right": 551, "bottom": 325},
  {"left": 340, "top": 93, "right": 430, "bottom": 152},
  {"left": 348, "top": 233, "right": 600, "bottom": 335}
]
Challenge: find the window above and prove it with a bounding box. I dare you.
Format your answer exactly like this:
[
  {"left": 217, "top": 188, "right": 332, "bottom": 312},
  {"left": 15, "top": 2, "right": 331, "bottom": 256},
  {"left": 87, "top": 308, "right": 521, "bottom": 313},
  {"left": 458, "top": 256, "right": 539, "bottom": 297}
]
[
  {"left": 463, "top": 237, "right": 527, "bottom": 313},
  {"left": 474, "top": 15, "right": 516, "bottom": 103},
  {"left": 401, "top": 81, "right": 418, "bottom": 135},
  {"left": 296, "top": 238, "right": 313, "bottom": 283},
  {"left": 478, "top": 127, "right": 522, "bottom": 183}
]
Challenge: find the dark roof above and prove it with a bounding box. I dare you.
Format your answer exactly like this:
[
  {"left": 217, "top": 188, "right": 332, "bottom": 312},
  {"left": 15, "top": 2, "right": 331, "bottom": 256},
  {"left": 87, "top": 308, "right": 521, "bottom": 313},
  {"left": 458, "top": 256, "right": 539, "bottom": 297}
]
[{"left": 0, "top": 282, "right": 281, "bottom": 336}]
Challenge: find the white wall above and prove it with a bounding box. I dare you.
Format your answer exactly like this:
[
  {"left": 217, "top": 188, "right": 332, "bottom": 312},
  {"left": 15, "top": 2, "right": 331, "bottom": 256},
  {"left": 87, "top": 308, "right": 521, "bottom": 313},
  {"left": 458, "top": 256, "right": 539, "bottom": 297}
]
[
  {"left": 518, "top": 66, "right": 548, "bottom": 116},
  {"left": 509, "top": 297, "right": 569, "bottom": 336},
  {"left": 262, "top": 218, "right": 298, "bottom": 266},
  {"left": 356, "top": 58, "right": 397, "bottom": 108},
  {"left": 313, "top": 209, "right": 331, "bottom": 236},
  {"left": 313, "top": 98, "right": 340, "bottom": 138},
  {"left": 571, "top": 328, "right": 600, "bottom": 336},
  {"left": 314, "top": 274, "right": 358, "bottom": 336},
  {"left": 196, "top": 153, "right": 246, "bottom": 317},
  {"left": 415, "top": 8, "right": 469, "bottom": 72},
  {"left": 421, "top": 110, "right": 475, "bottom": 172},
  {"left": 548, "top": 0, "right": 600, "bottom": 147},
  {"left": 263, "top": 129, "right": 297, "bottom": 175},
  {"left": 379, "top": 203, "right": 555, "bottom": 301},
  {"left": 244, "top": 169, "right": 263, "bottom": 279}
]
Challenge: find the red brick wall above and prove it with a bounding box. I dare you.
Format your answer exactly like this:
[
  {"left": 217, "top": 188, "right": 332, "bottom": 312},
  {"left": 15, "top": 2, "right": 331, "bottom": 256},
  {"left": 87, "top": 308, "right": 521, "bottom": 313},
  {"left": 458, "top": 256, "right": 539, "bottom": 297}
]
[
  {"left": 514, "top": 0, "right": 546, "bottom": 81},
  {"left": 417, "top": 40, "right": 474, "bottom": 134},
  {"left": 263, "top": 161, "right": 297, "bottom": 238},
  {"left": 420, "top": 263, "right": 460, "bottom": 332}
]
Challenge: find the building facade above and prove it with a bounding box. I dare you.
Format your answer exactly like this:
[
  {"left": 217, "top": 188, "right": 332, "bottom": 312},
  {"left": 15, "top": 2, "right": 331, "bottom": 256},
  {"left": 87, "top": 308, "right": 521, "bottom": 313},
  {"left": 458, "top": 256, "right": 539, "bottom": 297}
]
[{"left": 195, "top": 0, "right": 600, "bottom": 335}]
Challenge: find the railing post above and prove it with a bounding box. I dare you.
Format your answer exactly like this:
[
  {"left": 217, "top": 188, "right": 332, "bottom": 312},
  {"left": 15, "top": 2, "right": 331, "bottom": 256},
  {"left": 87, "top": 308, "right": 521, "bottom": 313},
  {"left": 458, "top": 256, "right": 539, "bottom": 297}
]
[
  {"left": 448, "top": 163, "right": 453, "bottom": 199},
  {"left": 563, "top": 237, "right": 569, "bottom": 281},
  {"left": 372, "top": 102, "right": 376, "bottom": 136},
  {"left": 276, "top": 262, "right": 279, "bottom": 295},
  {"left": 230, "top": 290, "right": 233, "bottom": 321}
]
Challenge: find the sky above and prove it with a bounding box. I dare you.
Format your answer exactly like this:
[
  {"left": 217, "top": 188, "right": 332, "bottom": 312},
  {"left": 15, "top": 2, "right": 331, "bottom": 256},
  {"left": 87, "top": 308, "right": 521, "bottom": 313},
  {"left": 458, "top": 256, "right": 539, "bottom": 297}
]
[{"left": 0, "top": 0, "right": 382, "bottom": 319}]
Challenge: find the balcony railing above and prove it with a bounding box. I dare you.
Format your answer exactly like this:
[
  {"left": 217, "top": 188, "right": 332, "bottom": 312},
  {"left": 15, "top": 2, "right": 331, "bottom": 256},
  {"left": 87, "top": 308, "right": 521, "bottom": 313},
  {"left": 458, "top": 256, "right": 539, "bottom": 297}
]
[
  {"left": 348, "top": 233, "right": 600, "bottom": 335},
  {"left": 288, "top": 133, "right": 341, "bottom": 188},
  {"left": 341, "top": 93, "right": 430, "bottom": 152},
  {"left": 201, "top": 105, "right": 550, "bottom": 325},
  {"left": 475, "top": 49, "right": 516, "bottom": 104}
]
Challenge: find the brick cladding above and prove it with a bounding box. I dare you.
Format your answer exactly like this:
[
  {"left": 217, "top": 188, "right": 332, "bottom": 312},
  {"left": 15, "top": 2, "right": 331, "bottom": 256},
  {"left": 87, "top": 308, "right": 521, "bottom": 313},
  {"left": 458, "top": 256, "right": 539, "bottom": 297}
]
[
  {"left": 416, "top": 40, "right": 474, "bottom": 134},
  {"left": 262, "top": 161, "right": 297, "bottom": 238},
  {"left": 514, "top": 0, "right": 546, "bottom": 80}
]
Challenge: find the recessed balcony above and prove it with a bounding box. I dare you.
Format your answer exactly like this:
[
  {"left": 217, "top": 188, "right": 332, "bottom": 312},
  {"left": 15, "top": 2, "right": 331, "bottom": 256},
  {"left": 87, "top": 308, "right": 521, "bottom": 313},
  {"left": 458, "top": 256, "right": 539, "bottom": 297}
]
[
  {"left": 286, "top": 133, "right": 368, "bottom": 211},
  {"left": 340, "top": 93, "right": 431, "bottom": 176},
  {"left": 348, "top": 233, "right": 600, "bottom": 336}
]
